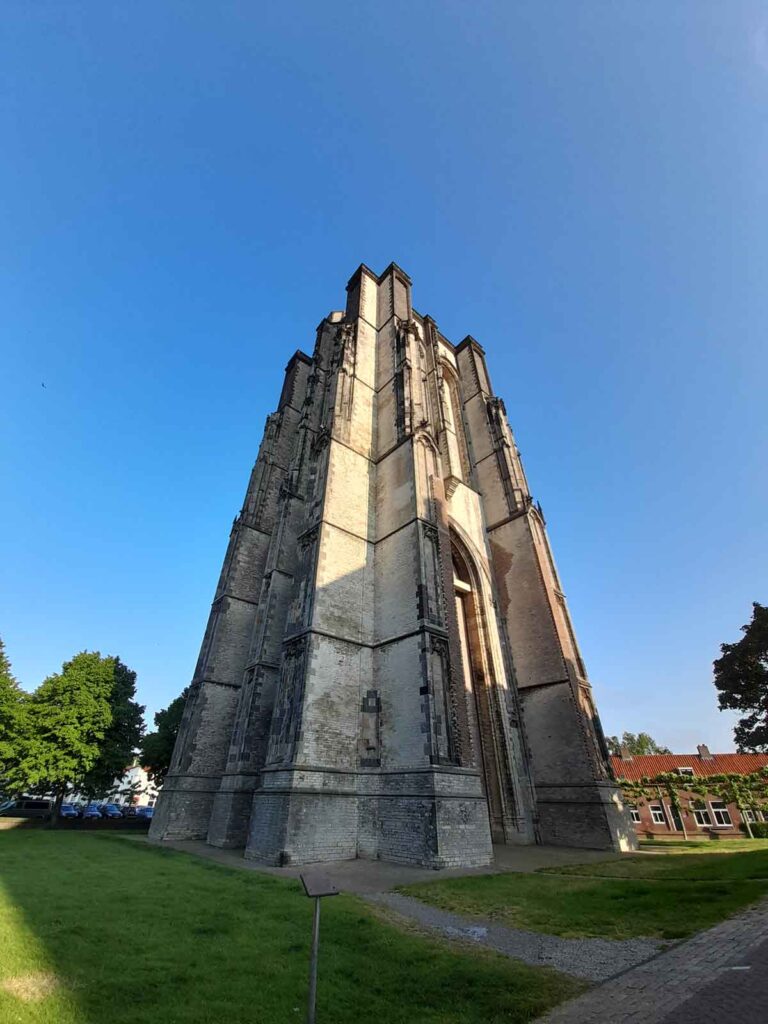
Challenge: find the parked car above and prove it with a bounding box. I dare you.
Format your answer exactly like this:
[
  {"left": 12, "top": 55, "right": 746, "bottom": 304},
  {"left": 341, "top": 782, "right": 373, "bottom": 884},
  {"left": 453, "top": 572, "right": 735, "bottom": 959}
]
[
  {"left": 0, "top": 797, "right": 52, "bottom": 818},
  {"left": 99, "top": 804, "right": 124, "bottom": 819},
  {"left": 82, "top": 803, "right": 103, "bottom": 820},
  {"left": 59, "top": 803, "right": 79, "bottom": 819},
  {"left": 133, "top": 806, "right": 155, "bottom": 820}
]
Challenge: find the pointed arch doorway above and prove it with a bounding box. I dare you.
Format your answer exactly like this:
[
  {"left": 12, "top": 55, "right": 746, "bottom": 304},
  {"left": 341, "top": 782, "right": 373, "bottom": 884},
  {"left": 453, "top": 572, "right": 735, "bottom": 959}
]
[{"left": 451, "top": 537, "right": 509, "bottom": 843}]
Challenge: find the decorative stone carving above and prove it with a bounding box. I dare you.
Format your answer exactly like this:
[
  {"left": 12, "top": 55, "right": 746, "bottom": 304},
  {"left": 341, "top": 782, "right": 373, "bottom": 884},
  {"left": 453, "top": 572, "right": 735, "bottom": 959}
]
[
  {"left": 420, "top": 522, "right": 444, "bottom": 626},
  {"left": 394, "top": 318, "right": 414, "bottom": 441},
  {"left": 359, "top": 688, "right": 381, "bottom": 767},
  {"left": 334, "top": 322, "right": 357, "bottom": 423},
  {"left": 288, "top": 527, "right": 319, "bottom": 630},
  {"left": 426, "top": 634, "right": 461, "bottom": 765},
  {"left": 268, "top": 637, "right": 308, "bottom": 764},
  {"left": 485, "top": 396, "right": 527, "bottom": 514}
]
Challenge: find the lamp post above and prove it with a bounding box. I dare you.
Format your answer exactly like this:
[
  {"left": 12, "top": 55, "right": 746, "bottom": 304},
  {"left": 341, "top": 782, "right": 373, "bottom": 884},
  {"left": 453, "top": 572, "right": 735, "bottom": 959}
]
[{"left": 299, "top": 872, "right": 339, "bottom": 1024}]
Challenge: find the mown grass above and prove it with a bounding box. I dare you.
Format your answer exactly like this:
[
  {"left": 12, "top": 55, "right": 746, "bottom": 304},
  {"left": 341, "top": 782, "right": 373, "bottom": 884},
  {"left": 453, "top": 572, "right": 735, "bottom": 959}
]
[
  {"left": 545, "top": 847, "right": 768, "bottom": 882},
  {"left": 0, "top": 832, "right": 584, "bottom": 1024},
  {"left": 401, "top": 847, "right": 768, "bottom": 941},
  {"left": 639, "top": 838, "right": 768, "bottom": 855}
]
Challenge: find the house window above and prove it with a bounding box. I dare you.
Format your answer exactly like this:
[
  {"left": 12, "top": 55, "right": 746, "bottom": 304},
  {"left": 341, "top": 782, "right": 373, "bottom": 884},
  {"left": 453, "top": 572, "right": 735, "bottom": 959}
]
[
  {"left": 744, "top": 809, "right": 757, "bottom": 824},
  {"left": 629, "top": 806, "right": 641, "bottom": 824},
  {"left": 692, "top": 801, "right": 711, "bottom": 827},
  {"left": 711, "top": 801, "right": 732, "bottom": 827},
  {"left": 650, "top": 805, "right": 666, "bottom": 825},
  {"left": 677, "top": 767, "right": 694, "bottom": 777}
]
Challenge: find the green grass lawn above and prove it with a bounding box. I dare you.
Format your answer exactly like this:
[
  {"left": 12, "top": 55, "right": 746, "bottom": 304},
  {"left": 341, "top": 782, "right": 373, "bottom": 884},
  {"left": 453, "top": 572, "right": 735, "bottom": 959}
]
[
  {"left": 639, "top": 838, "right": 768, "bottom": 855},
  {"left": 401, "top": 846, "right": 768, "bottom": 941},
  {"left": 0, "top": 832, "right": 584, "bottom": 1024},
  {"left": 546, "top": 847, "right": 768, "bottom": 882}
]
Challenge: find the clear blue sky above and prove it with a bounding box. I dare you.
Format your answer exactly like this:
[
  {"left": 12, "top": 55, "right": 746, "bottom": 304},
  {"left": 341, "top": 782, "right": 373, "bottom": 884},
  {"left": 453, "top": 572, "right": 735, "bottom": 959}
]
[{"left": 2, "top": 2, "right": 766, "bottom": 752}]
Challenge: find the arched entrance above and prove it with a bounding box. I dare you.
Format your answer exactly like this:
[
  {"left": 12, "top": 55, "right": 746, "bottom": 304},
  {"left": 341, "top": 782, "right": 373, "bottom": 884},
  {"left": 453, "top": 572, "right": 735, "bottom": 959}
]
[{"left": 451, "top": 537, "right": 512, "bottom": 842}]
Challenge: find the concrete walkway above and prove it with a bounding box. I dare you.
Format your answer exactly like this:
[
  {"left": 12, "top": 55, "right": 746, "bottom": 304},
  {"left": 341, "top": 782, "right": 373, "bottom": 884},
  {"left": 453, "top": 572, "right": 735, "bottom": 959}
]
[
  {"left": 535, "top": 896, "right": 768, "bottom": 1023},
  {"left": 145, "top": 837, "right": 619, "bottom": 893},
  {"left": 367, "top": 891, "right": 662, "bottom": 982}
]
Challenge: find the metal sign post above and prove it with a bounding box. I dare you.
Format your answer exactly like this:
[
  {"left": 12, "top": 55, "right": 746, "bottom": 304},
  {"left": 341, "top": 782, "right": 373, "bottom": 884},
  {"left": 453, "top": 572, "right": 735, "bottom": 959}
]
[{"left": 300, "top": 872, "right": 339, "bottom": 1024}]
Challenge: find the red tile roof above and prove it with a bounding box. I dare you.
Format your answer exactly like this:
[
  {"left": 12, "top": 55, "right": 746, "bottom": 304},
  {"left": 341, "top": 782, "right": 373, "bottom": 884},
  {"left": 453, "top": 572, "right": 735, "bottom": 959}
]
[{"left": 611, "top": 752, "right": 768, "bottom": 781}]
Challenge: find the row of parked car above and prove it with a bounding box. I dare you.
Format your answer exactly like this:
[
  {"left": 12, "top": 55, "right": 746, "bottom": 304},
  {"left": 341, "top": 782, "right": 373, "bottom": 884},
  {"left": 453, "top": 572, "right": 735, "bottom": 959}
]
[
  {"left": 60, "top": 802, "right": 155, "bottom": 820},
  {"left": 0, "top": 796, "right": 155, "bottom": 820}
]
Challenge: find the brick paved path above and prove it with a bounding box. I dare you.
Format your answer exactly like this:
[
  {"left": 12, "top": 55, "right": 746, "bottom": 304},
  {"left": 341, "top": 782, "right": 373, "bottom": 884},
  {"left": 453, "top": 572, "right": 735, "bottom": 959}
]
[
  {"left": 659, "top": 934, "right": 768, "bottom": 1024},
  {"left": 536, "top": 897, "right": 768, "bottom": 1023}
]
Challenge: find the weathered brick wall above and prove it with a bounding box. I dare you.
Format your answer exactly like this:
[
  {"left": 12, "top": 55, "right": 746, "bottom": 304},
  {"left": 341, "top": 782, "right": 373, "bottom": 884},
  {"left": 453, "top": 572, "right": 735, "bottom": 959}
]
[{"left": 247, "top": 767, "right": 360, "bottom": 864}]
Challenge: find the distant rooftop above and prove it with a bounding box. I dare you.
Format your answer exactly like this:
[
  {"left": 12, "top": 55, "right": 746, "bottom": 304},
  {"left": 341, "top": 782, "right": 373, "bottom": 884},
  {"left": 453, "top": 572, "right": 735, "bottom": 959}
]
[{"left": 611, "top": 750, "right": 768, "bottom": 781}]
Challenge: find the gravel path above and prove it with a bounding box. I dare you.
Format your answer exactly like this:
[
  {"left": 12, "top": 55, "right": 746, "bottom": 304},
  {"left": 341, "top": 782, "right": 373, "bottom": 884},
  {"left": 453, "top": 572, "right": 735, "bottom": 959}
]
[{"left": 366, "top": 892, "right": 663, "bottom": 982}]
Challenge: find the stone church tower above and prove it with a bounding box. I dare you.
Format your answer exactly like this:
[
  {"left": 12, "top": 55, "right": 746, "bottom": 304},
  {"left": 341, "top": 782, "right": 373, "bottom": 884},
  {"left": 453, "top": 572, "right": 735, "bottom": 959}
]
[{"left": 150, "top": 263, "right": 634, "bottom": 866}]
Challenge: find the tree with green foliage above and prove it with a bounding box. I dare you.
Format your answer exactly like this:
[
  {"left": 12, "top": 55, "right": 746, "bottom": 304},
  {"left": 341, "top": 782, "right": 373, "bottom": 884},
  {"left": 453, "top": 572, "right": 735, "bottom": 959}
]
[
  {"left": 0, "top": 637, "right": 26, "bottom": 796},
  {"left": 7, "top": 651, "right": 116, "bottom": 822},
  {"left": 77, "top": 657, "right": 145, "bottom": 803},
  {"left": 606, "top": 731, "right": 672, "bottom": 757},
  {"left": 714, "top": 602, "right": 768, "bottom": 752},
  {"left": 139, "top": 687, "right": 189, "bottom": 787}
]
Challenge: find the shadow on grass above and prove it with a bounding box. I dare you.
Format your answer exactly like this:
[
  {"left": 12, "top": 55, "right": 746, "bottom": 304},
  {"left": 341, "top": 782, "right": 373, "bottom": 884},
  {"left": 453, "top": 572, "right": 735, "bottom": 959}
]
[{"left": 0, "top": 831, "right": 585, "bottom": 1024}]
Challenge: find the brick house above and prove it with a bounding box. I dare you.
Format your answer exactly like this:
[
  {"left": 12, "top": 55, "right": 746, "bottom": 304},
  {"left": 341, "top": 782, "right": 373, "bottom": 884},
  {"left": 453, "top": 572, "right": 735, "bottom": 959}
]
[{"left": 611, "top": 745, "right": 768, "bottom": 839}]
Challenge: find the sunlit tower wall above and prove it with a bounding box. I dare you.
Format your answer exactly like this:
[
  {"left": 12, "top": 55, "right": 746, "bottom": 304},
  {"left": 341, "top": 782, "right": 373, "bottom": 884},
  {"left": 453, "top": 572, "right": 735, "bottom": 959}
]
[{"left": 150, "top": 263, "right": 635, "bottom": 865}]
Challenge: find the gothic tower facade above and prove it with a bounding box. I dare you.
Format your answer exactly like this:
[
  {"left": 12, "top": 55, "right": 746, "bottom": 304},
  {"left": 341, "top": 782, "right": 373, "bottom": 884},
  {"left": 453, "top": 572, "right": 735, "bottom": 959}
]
[{"left": 149, "top": 263, "right": 635, "bottom": 866}]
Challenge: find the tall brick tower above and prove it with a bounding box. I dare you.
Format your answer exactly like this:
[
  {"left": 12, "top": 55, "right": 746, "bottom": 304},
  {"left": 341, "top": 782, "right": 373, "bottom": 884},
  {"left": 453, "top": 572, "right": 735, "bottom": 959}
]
[{"left": 150, "top": 264, "right": 635, "bottom": 866}]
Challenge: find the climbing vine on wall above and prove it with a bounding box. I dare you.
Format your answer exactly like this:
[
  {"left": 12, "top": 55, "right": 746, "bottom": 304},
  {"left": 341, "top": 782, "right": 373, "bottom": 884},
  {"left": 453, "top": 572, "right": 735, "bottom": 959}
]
[{"left": 617, "top": 768, "right": 768, "bottom": 839}]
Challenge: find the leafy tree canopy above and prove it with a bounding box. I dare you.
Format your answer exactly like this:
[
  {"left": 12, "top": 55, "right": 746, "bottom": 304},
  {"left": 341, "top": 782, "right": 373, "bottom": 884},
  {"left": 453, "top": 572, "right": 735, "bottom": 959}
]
[
  {"left": 140, "top": 687, "right": 189, "bottom": 787},
  {"left": 0, "top": 637, "right": 26, "bottom": 791},
  {"left": 7, "top": 651, "right": 116, "bottom": 805},
  {"left": 714, "top": 602, "right": 768, "bottom": 752},
  {"left": 78, "top": 657, "right": 145, "bottom": 801},
  {"left": 0, "top": 637, "right": 17, "bottom": 689},
  {"left": 606, "top": 731, "right": 672, "bottom": 757}
]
